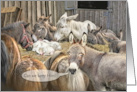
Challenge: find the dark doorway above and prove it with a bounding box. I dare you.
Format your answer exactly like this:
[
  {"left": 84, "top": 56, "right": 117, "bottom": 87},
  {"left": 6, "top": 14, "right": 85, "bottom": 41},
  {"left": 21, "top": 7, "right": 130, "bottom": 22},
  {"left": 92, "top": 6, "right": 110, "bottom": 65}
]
[{"left": 78, "top": 1, "right": 108, "bottom": 9}]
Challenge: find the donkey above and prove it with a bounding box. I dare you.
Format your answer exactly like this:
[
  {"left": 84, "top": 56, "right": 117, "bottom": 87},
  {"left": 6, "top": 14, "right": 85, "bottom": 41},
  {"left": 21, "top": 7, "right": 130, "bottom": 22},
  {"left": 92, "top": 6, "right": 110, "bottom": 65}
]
[
  {"left": 1, "top": 21, "right": 33, "bottom": 51},
  {"left": 67, "top": 33, "right": 126, "bottom": 91},
  {"left": 54, "top": 12, "right": 97, "bottom": 41},
  {"left": 37, "top": 14, "right": 57, "bottom": 32},
  {"left": 87, "top": 27, "right": 108, "bottom": 45},
  {"left": 44, "top": 51, "right": 92, "bottom": 91},
  {"left": 101, "top": 29, "right": 116, "bottom": 36},
  {"left": 1, "top": 33, "right": 48, "bottom": 91},
  {"left": 101, "top": 30, "right": 126, "bottom": 54},
  {"left": 32, "top": 14, "right": 56, "bottom": 42}
]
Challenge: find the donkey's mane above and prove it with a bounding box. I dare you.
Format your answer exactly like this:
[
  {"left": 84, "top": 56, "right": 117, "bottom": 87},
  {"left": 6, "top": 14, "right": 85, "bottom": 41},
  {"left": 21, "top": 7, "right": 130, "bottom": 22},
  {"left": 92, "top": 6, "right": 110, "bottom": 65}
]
[{"left": 1, "top": 21, "right": 25, "bottom": 31}]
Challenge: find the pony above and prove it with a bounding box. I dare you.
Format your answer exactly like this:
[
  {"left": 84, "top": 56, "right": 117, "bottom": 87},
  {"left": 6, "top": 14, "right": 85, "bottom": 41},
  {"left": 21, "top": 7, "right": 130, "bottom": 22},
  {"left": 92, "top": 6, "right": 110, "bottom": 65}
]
[
  {"left": 1, "top": 33, "right": 48, "bottom": 91},
  {"left": 54, "top": 12, "right": 98, "bottom": 41},
  {"left": 32, "top": 14, "right": 56, "bottom": 42},
  {"left": 44, "top": 51, "right": 92, "bottom": 91},
  {"left": 67, "top": 33, "right": 126, "bottom": 91},
  {"left": 1, "top": 21, "right": 33, "bottom": 51}
]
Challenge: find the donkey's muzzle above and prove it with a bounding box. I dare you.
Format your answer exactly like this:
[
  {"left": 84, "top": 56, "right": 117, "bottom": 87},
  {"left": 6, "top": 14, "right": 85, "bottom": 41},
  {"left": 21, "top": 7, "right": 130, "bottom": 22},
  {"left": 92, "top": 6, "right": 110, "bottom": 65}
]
[
  {"left": 69, "top": 69, "right": 76, "bottom": 74},
  {"left": 26, "top": 47, "right": 33, "bottom": 51}
]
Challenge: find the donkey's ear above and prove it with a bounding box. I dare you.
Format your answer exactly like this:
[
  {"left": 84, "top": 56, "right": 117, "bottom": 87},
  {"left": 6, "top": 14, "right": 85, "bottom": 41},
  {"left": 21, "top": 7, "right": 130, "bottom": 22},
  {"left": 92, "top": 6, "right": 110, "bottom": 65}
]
[
  {"left": 98, "top": 26, "right": 102, "bottom": 30},
  {"left": 93, "top": 29, "right": 100, "bottom": 35},
  {"left": 101, "top": 33, "right": 108, "bottom": 40},
  {"left": 69, "top": 32, "right": 75, "bottom": 44},
  {"left": 47, "top": 14, "right": 52, "bottom": 20},
  {"left": 24, "top": 23, "right": 30, "bottom": 28},
  {"left": 81, "top": 33, "right": 87, "bottom": 46},
  {"left": 67, "top": 14, "right": 78, "bottom": 21},
  {"left": 61, "top": 12, "right": 67, "bottom": 18},
  {"left": 119, "top": 29, "right": 123, "bottom": 40}
]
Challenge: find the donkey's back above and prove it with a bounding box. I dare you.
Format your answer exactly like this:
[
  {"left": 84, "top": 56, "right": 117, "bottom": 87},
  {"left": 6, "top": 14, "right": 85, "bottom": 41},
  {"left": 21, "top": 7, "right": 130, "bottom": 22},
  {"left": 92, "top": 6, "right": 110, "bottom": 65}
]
[{"left": 97, "top": 53, "right": 126, "bottom": 90}]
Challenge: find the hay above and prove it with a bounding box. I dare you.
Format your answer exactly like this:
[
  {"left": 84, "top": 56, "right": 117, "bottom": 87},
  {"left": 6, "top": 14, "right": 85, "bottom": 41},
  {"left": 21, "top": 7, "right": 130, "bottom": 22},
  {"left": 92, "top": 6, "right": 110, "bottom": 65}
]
[
  {"left": 19, "top": 42, "right": 71, "bottom": 62},
  {"left": 87, "top": 43, "right": 110, "bottom": 52},
  {"left": 19, "top": 42, "right": 109, "bottom": 62}
]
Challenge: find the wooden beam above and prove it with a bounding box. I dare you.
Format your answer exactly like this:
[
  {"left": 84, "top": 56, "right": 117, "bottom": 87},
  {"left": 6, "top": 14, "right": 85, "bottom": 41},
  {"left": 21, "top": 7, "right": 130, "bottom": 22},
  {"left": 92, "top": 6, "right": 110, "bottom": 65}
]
[
  {"left": 28, "top": 1, "right": 32, "bottom": 30},
  {"left": 48, "top": 1, "right": 52, "bottom": 22},
  {"left": 5, "top": 1, "right": 9, "bottom": 7},
  {"left": 32, "top": 1, "right": 36, "bottom": 26},
  {"left": 15, "top": 1, "right": 20, "bottom": 7},
  {"left": 37, "top": 1, "right": 41, "bottom": 20},
  {"left": 42, "top": 1, "right": 46, "bottom": 16}
]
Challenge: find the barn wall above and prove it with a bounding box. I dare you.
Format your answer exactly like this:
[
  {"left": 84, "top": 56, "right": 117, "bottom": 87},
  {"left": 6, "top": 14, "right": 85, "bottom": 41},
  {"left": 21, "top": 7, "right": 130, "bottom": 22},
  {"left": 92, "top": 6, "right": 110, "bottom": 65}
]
[
  {"left": 76, "top": 1, "right": 126, "bottom": 40},
  {"left": 1, "top": 1, "right": 126, "bottom": 40},
  {"left": 1, "top": 1, "right": 73, "bottom": 30}
]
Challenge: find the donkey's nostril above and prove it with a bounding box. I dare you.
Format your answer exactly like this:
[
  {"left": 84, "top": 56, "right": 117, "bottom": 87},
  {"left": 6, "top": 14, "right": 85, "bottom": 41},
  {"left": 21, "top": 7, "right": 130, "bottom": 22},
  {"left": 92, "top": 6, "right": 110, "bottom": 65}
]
[{"left": 69, "top": 69, "right": 76, "bottom": 74}]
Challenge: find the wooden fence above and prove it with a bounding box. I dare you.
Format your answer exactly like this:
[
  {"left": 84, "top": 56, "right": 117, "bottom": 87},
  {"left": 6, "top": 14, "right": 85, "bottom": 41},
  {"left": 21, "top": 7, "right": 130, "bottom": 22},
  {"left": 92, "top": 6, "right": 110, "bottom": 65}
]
[
  {"left": 1, "top": 1, "right": 71, "bottom": 30},
  {"left": 76, "top": 1, "right": 126, "bottom": 40},
  {"left": 1, "top": 1, "right": 126, "bottom": 40}
]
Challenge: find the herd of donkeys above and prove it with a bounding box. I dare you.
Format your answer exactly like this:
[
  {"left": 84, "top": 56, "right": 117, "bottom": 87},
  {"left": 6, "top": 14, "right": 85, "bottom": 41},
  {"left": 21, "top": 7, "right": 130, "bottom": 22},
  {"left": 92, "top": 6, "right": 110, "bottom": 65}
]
[{"left": 1, "top": 12, "right": 126, "bottom": 91}]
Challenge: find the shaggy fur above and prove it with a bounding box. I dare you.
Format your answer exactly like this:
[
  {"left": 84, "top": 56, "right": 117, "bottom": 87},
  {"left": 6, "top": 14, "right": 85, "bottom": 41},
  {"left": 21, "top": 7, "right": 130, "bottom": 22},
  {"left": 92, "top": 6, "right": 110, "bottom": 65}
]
[
  {"left": 68, "top": 34, "right": 126, "bottom": 91},
  {"left": 102, "top": 32, "right": 126, "bottom": 54},
  {"left": 32, "top": 14, "right": 56, "bottom": 41},
  {"left": 54, "top": 12, "right": 97, "bottom": 41},
  {"left": 1, "top": 21, "right": 33, "bottom": 51},
  {"left": 45, "top": 52, "right": 90, "bottom": 91},
  {"left": 1, "top": 34, "right": 48, "bottom": 91}
]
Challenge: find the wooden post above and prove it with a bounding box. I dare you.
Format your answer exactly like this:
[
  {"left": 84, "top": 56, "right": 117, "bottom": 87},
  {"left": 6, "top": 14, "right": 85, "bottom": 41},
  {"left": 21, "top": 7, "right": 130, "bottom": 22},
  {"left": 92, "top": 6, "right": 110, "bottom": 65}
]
[
  {"left": 4, "top": 14, "right": 7, "bottom": 27},
  {"left": 32, "top": 1, "right": 36, "bottom": 27},
  {"left": 9, "top": 1, "right": 13, "bottom": 7},
  {"left": 48, "top": 1, "right": 52, "bottom": 22},
  {"left": 54, "top": 1, "right": 56, "bottom": 25},
  {"left": 28, "top": 1, "right": 32, "bottom": 30},
  {"left": 10, "top": 12, "right": 13, "bottom": 23},
  {"left": 42, "top": 1, "right": 46, "bottom": 16},
  {"left": 37, "top": 1, "right": 41, "bottom": 20},
  {"left": 1, "top": 1, "right": 5, "bottom": 8},
  {"left": 5, "top": 1, "right": 9, "bottom": 7},
  {"left": 4, "top": 1, "right": 9, "bottom": 26},
  {"left": 15, "top": 1, "right": 20, "bottom": 7},
  {"left": 21, "top": 1, "right": 27, "bottom": 21}
]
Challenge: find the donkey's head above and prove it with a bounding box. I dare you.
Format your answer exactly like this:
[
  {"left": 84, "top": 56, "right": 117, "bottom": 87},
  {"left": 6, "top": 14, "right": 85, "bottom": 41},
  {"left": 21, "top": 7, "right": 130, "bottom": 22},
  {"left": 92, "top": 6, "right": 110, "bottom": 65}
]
[
  {"left": 54, "top": 12, "right": 79, "bottom": 41},
  {"left": 20, "top": 22, "right": 33, "bottom": 51},
  {"left": 32, "top": 23, "right": 48, "bottom": 42},
  {"left": 87, "top": 27, "right": 102, "bottom": 44},
  {"left": 67, "top": 32, "right": 87, "bottom": 74},
  {"left": 101, "top": 32, "right": 119, "bottom": 42},
  {"left": 38, "top": 14, "right": 52, "bottom": 23}
]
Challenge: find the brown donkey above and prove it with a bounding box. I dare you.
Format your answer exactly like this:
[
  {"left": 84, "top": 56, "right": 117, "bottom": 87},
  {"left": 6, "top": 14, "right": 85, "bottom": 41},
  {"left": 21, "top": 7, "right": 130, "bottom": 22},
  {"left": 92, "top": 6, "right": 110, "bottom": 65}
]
[
  {"left": 101, "top": 30, "right": 126, "bottom": 54},
  {"left": 67, "top": 33, "right": 126, "bottom": 91},
  {"left": 1, "top": 21, "right": 33, "bottom": 51},
  {"left": 1, "top": 33, "right": 48, "bottom": 91},
  {"left": 32, "top": 14, "right": 56, "bottom": 41},
  {"left": 44, "top": 51, "right": 91, "bottom": 91}
]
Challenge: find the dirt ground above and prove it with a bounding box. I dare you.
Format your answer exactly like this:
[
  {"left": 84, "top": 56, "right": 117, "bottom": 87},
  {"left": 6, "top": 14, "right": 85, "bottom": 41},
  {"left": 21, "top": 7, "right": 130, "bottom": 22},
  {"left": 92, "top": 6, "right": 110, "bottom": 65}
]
[{"left": 19, "top": 42, "right": 109, "bottom": 62}]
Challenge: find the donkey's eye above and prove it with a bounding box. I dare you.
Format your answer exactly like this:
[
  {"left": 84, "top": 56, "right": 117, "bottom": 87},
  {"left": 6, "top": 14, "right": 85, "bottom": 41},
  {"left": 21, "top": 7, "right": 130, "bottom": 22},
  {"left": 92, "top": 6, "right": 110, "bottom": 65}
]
[
  {"left": 39, "top": 18, "right": 42, "bottom": 20},
  {"left": 79, "top": 53, "right": 83, "bottom": 57},
  {"left": 44, "top": 18, "right": 47, "bottom": 21},
  {"left": 61, "top": 26, "right": 64, "bottom": 28},
  {"left": 67, "top": 51, "right": 70, "bottom": 55}
]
